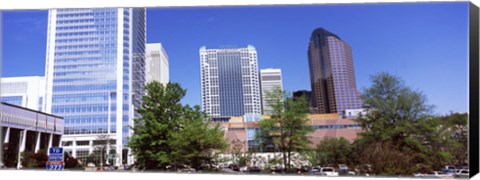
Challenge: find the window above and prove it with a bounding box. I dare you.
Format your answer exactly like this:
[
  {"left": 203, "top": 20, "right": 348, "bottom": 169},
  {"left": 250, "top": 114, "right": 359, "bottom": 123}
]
[{"left": 76, "top": 141, "right": 90, "bottom": 146}]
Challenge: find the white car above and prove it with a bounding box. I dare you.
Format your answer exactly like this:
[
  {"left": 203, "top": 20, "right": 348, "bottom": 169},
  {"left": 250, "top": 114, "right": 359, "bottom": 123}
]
[
  {"left": 319, "top": 167, "right": 339, "bottom": 176},
  {"left": 239, "top": 166, "right": 248, "bottom": 173},
  {"left": 455, "top": 169, "right": 469, "bottom": 178},
  {"left": 421, "top": 171, "right": 453, "bottom": 178}
]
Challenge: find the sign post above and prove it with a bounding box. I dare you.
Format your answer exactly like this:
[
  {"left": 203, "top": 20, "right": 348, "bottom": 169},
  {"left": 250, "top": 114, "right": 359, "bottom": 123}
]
[{"left": 46, "top": 147, "right": 64, "bottom": 170}]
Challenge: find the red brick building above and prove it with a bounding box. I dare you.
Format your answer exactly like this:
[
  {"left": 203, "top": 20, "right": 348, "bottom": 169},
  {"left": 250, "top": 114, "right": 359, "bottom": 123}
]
[{"left": 214, "top": 113, "right": 363, "bottom": 152}]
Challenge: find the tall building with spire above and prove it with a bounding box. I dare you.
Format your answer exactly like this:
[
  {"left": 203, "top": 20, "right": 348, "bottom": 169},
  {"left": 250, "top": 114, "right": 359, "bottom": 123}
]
[
  {"left": 44, "top": 8, "right": 146, "bottom": 165},
  {"left": 307, "top": 28, "right": 362, "bottom": 116}
]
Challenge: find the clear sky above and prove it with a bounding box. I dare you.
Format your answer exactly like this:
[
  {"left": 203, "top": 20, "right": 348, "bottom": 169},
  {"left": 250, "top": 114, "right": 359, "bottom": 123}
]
[{"left": 1, "top": 2, "right": 469, "bottom": 115}]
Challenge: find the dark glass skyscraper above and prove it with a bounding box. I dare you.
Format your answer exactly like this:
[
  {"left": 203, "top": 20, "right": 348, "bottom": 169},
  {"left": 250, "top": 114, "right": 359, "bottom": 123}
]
[
  {"left": 307, "top": 28, "right": 362, "bottom": 116},
  {"left": 200, "top": 45, "right": 261, "bottom": 118}
]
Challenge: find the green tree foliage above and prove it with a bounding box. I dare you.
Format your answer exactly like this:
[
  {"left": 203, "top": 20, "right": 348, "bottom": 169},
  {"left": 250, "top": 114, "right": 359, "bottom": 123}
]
[
  {"left": 354, "top": 72, "right": 454, "bottom": 175},
  {"left": 258, "top": 86, "right": 314, "bottom": 172},
  {"left": 128, "top": 81, "right": 228, "bottom": 170},
  {"left": 229, "top": 139, "right": 251, "bottom": 166},
  {"left": 128, "top": 82, "right": 186, "bottom": 170},
  {"left": 64, "top": 152, "right": 81, "bottom": 169},
  {"left": 438, "top": 113, "right": 468, "bottom": 166},
  {"left": 90, "top": 134, "right": 115, "bottom": 167},
  {"left": 2, "top": 143, "right": 18, "bottom": 167},
  {"left": 313, "top": 137, "right": 352, "bottom": 166},
  {"left": 21, "top": 150, "right": 48, "bottom": 168},
  {"left": 170, "top": 105, "right": 228, "bottom": 170}
]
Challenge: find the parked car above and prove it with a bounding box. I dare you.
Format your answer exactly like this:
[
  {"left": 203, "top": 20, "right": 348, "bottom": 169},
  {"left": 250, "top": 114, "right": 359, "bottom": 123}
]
[
  {"left": 310, "top": 166, "right": 322, "bottom": 174},
  {"left": 248, "top": 166, "right": 262, "bottom": 173},
  {"left": 270, "top": 166, "right": 284, "bottom": 173},
  {"left": 421, "top": 171, "right": 453, "bottom": 179},
  {"left": 177, "top": 167, "right": 195, "bottom": 173},
  {"left": 229, "top": 164, "right": 240, "bottom": 171},
  {"left": 443, "top": 165, "right": 457, "bottom": 175},
  {"left": 455, "top": 169, "right": 469, "bottom": 178},
  {"left": 299, "top": 165, "right": 311, "bottom": 173},
  {"left": 338, "top": 164, "right": 349, "bottom": 176},
  {"left": 239, "top": 166, "right": 248, "bottom": 173},
  {"left": 319, "top": 167, "right": 339, "bottom": 176}
]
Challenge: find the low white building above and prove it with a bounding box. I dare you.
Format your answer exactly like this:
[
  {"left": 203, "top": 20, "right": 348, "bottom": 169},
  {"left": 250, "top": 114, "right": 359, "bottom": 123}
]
[
  {"left": 1, "top": 102, "right": 63, "bottom": 169},
  {"left": 1, "top": 76, "right": 46, "bottom": 112}
]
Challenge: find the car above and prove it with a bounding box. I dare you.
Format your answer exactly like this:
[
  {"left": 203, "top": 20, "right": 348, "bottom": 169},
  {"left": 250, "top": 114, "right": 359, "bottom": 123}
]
[
  {"left": 338, "top": 164, "right": 349, "bottom": 176},
  {"left": 270, "top": 166, "right": 284, "bottom": 173},
  {"left": 229, "top": 164, "right": 240, "bottom": 171},
  {"left": 319, "top": 167, "right": 339, "bottom": 176},
  {"left": 177, "top": 167, "right": 195, "bottom": 173},
  {"left": 248, "top": 166, "right": 262, "bottom": 173},
  {"left": 421, "top": 171, "right": 453, "bottom": 179},
  {"left": 310, "top": 166, "right": 322, "bottom": 174},
  {"left": 347, "top": 171, "right": 356, "bottom": 176},
  {"left": 455, "top": 169, "right": 469, "bottom": 178},
  {"left": 298, "top": 165, "right": 311, "bottom": 173},
  {"left": 239, "top": 166, "right": 248, "bottom": 173},
  {"left": 443, "top": 165, "right": 457, "bottom": 175}
]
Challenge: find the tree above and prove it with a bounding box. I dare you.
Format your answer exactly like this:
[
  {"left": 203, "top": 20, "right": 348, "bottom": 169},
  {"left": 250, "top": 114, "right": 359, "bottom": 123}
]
[
  {"left": 21, "top": 150, "right": 48, "bottom": 168},
  {"left": 314, "top": 137, "right": 352, "bottom": 166},
  {"left": 169, "top": 105, "right": 228, "bottom": 170},
  {"left": 2, "top": 142, "right": 18, "bottom": 168},
  {"left": 354, "top": 72, "right": 452, "bottom": 175},
  {"left": 128, "top": 81, "right": 228, "bottom": 170},
  {"left": 254, "top": 127, "right": 277, "bottom": 153},
  {"left": 91, "top": 134, "right": 115, "bottom": 168},
  {"left": 257, "top": 86, "right": 314, "bottom": 172},
  {"left": 64, "top": 152, "right": 81, "bottom": 169},
  {"left": 128, "top": 82, "right": 186, "bottom": 170},
  {"left": 438, "top": 113, "right": 468, "bottom": 166}
]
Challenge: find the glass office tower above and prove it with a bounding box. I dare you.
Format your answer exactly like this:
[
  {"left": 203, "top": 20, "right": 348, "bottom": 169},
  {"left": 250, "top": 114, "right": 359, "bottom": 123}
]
[
  {"left": 44, "top": 8, "right": 146, "bottom": 165},
  {"left": 308, "top": 28, "right": 362, "bottom": 116},
  {"left": 200, "top": 45, "right": 262, "bottom": 118}
]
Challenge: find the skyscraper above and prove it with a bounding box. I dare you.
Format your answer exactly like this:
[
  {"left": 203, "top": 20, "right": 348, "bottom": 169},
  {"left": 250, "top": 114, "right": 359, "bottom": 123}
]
[
  {"left": 1, "top": 76, "right": 46, "bottom": 112},
  {"left": 307, "top": 28, "right": 362, "bottom": 116},
  {"left": 146, "top": 43, "right": 169, "bottom": 85},
  {"left": 200, "top": 45, "right": 261, "bottom": 118},
  {"left": 44, "top": 8, "right": 146, "bottom": 165},
  {"left": 259, "top": 68, "right": 283, "bottom": 115}
]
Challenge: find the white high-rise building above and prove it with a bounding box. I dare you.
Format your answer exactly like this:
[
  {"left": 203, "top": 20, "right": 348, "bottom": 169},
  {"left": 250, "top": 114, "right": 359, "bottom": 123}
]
[
  {"left": 146, "top": 43, "right": 169, "bottom": 85},
  {"left": 200, "top": 45, "right": 261, "bottom": 118},
  {"left": 1, "top": 76, "right": 46, "bottom": 112},
  {"left": 44, "top": 8, "right": 146, "bottom": 165},
  {"left": 260, "top": 68, "right": 283, "bottom": 115}
]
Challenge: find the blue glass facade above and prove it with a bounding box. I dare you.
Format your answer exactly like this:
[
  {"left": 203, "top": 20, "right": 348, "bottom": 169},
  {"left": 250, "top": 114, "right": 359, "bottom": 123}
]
[
  {"left": 1, "top": 96, "right": 23, "bottom": 106},
  {"left": 51, "top": 9, "right": 120, "bottom": 136},
  {"left": 200, "top": 46, "right": 262, "bottom": 118},
  {"left": 48, "top": 8, "right": 146, "bottom": 151},
  {"left": 218, "top": 52, "right": 245, "bottom": 116}
]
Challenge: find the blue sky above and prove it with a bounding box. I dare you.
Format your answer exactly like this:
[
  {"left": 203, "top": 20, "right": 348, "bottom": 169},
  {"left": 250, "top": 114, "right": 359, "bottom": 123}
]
[{"left": 1, "top": 2, "right": 469, "bottom": 115}]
